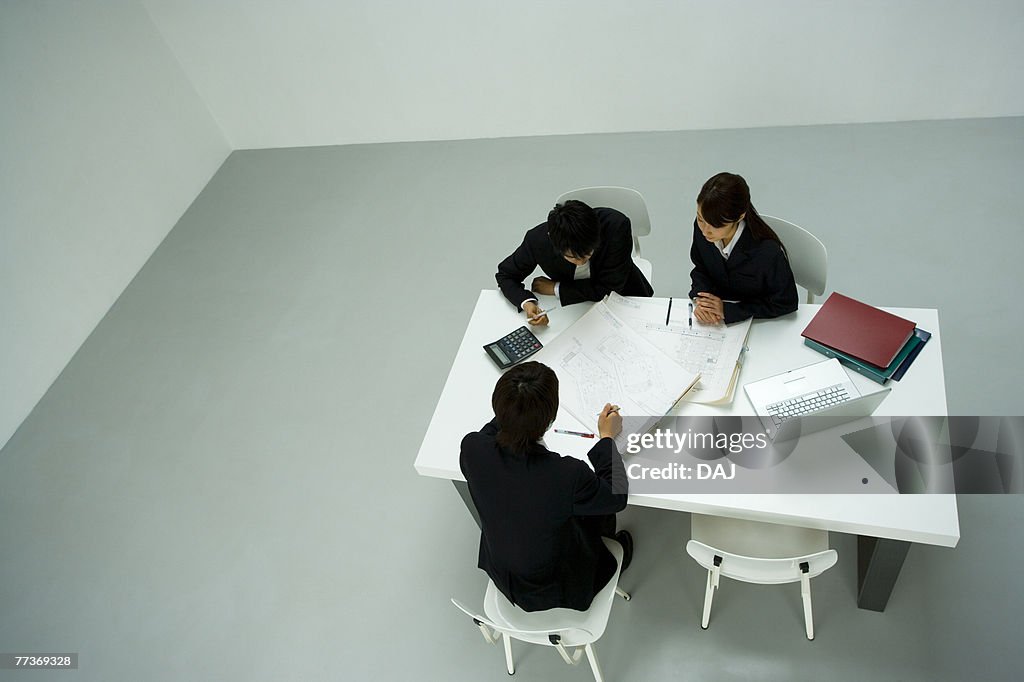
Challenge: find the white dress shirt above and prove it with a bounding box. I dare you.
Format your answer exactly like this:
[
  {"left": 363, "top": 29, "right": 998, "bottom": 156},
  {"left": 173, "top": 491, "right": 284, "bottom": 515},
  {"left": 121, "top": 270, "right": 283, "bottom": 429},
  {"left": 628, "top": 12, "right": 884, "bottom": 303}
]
[{"left": 715, "top": 219, "right": 746, "bottom": 260}]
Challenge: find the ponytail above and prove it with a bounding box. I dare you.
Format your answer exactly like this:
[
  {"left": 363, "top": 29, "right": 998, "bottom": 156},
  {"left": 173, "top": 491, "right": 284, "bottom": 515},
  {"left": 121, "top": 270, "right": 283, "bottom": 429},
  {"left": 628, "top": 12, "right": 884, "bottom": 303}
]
[{"left": 743, "top": 204, "right": 787, "bottom": 256}]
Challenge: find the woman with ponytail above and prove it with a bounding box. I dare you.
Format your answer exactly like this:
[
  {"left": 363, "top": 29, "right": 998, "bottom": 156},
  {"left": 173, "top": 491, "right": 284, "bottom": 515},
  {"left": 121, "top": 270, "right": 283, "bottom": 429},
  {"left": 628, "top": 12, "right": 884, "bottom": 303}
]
[{"left": 688, "top": 172, "right": 798, "bottom": 324}]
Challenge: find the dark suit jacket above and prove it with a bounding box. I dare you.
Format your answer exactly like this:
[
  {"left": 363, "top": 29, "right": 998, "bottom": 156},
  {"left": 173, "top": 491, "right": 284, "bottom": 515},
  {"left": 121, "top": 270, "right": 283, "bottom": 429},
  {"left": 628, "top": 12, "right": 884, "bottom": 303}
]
[
  {"left": 496, "top": 207, "right": 654, "bottom": 309},
  {"left": 460, "top": 420, "right": 628, "bottom": 612},
  {"left": 688, "top": 222, "right": 798, "bottom": 324}
]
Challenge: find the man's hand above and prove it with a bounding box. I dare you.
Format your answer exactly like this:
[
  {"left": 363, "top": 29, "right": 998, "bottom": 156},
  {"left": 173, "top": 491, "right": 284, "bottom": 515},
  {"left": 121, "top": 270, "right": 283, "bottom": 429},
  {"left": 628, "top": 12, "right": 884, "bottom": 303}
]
[
  {"left": 694, "top": 292, "right": 724, "bottom": 324},
  {"left": 531, "top": 276, "right": 556, "bottom": 297},
  {"left": 597, "top": 403, "right": 622, "bottom": 440},
  {"left": 522, "top": 301, "right": 549, "bottom": 326}
]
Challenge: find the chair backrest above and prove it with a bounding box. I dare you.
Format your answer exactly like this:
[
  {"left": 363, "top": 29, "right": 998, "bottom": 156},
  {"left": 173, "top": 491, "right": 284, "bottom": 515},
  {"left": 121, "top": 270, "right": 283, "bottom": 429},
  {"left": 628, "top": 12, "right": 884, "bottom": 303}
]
[
  {"left": 556, "top": 187, "right": 651, "bottom": 257},
  {"left": 451, "top": 597, "right": 596, "bottom": 647},
  {"left": 760, "top": 215, "right": 827, "bottom": 303},
  {"left": 686, "top": 540, "right": 838, "bottom": 585}
]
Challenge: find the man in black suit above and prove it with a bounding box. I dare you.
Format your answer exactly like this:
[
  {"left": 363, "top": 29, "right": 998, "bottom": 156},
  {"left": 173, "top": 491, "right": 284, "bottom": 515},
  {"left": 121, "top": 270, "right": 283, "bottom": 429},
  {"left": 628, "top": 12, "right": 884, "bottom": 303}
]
[
  {"left": 460, "top": 361, "right": 634, "bottom": 612},
  {"left": 496, "top": 200, "right": 654, "bottom": 326}
]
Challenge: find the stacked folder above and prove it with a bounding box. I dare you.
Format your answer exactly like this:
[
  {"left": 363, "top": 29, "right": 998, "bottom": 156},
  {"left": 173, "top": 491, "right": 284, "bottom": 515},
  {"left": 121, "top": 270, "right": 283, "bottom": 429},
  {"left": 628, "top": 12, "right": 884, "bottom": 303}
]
[{"left": 800, "top": 292, "right": 931, "bottom": 384}]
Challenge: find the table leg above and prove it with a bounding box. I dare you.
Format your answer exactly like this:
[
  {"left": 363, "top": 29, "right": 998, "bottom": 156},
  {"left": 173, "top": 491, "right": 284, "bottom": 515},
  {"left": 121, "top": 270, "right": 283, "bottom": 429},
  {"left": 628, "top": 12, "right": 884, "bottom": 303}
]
[
  {"left": 452, "top": 480, "right": 482, "bottom": 529},
  {"left": 857, "top": 536, "right": 911, "bottom": 611}
]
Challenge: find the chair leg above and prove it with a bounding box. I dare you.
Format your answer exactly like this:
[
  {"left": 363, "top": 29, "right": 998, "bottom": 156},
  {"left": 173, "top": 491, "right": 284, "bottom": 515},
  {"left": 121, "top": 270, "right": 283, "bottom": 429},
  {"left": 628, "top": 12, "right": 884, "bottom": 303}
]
[
  {"left": 584, "top": 643, "right": 604, "bottom": 682},
  {"left": 800, "top": 572, "right": 814, "bottom": 640},
  {"left": 701, "top": 569, "right": 716, "bottom": 629},
  {"left": 553, "top": 642, "right": 579, "bottom": 665},
  {"left": 503, "top": 633, "right": 515, "bottom": 674},
  {"left": 615, "top": 586, "right": 631, "bottom": 601},
  {"left": 475, "top": 621, "right": 501, "bottom": 644}
]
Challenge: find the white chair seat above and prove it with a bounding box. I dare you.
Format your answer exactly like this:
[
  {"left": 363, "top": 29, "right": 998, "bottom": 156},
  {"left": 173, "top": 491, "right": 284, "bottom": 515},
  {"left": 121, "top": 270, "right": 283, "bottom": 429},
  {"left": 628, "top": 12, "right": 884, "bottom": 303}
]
[
  {"left": 485, "top": 539, "right": 623, "bottom": 647},
  {"left": 452, "top": 537, "right": 629, "bottom": 680},
  {"left": 686, "top": 514, "right": 838, "bottom": 639}
]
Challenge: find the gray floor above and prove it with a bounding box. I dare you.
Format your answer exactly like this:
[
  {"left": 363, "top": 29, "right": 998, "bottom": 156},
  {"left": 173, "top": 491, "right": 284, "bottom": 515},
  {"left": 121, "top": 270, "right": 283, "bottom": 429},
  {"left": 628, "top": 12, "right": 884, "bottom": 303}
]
[{"left": 2, "top": 118, "right": 1023, "bottom": 681}]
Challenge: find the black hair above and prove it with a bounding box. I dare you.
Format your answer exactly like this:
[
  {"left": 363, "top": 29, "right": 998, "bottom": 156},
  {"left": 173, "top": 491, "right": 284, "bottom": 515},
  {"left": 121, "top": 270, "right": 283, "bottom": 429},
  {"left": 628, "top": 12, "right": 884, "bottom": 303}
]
[
  {"left": 491, "top": 361, "right": 559, "bottom": 454},
  {"left": 697, "top": 172, "right": 785, "bottom": 252},
  {"left": 547, "top": 200, "right": 600, "bottom": 258}
]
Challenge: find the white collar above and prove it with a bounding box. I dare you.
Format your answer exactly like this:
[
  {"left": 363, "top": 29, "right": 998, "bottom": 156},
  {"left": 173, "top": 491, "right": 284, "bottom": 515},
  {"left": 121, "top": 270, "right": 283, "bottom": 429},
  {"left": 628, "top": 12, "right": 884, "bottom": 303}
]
[{"left": 715, "top": 219, "right": 746, "bottom": 260}]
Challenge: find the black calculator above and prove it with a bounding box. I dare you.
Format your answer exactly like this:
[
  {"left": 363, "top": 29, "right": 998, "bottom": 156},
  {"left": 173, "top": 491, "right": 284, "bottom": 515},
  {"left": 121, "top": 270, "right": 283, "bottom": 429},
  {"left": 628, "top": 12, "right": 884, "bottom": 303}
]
[{"left": 483, "top": 326, "right": 543, "bottom": 369}]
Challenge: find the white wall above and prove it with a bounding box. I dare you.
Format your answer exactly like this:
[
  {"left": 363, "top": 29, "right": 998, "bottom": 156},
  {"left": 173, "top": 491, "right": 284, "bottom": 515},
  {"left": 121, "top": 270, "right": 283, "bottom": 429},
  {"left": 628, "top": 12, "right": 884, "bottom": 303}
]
[
  {"left": 0, "top": 0, "right": 230, "bottom": 451},
  {"left": 142, "top": 0, "right": 1024, "bottom": 149}
]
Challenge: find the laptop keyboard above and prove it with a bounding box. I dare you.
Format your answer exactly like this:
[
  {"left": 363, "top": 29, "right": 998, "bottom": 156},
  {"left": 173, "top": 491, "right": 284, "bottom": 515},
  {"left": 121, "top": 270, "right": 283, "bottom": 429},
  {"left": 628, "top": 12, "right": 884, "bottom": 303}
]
[{"left": 766, "top": 384, "right": 851, "bottom": 426}]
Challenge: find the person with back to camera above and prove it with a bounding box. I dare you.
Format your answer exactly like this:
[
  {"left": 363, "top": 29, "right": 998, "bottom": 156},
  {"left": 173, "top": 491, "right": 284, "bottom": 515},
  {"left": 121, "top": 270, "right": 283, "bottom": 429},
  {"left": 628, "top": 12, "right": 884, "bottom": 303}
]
[
  {"left": 459, "top": 361, "right": 634, "bottom": 612},
  {"left": 496, "top": 199, "right": 654, "bottom": 327},
  {"left": 689, "top": 172, "right": 798, "bottom": 324}
]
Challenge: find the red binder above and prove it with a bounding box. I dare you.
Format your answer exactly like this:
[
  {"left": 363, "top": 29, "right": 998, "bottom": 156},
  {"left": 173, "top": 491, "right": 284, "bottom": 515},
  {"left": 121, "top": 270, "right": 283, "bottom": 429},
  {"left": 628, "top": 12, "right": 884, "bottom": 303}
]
[{"left": 801, "top": 292, "right": 916, "bottom": 368}]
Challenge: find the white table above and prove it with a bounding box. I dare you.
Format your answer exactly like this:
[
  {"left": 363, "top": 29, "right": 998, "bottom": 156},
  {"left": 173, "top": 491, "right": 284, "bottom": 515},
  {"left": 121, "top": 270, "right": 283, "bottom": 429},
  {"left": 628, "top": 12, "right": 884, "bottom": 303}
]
[{"left": 415, "top": 290, "right": 960, "bottom": 611}]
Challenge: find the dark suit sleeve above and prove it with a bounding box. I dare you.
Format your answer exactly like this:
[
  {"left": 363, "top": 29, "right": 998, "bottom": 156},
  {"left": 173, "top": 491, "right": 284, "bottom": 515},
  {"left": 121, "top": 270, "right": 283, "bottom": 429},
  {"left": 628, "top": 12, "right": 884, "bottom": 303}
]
[
  {"left": 495, "top": 234, "right": 538, "bottom": 310},
  {"left": 557, "top": 215, "right": 635, "bottom": 306},
  {"left": 571, "top": 437, "right": 628, "bottom": 516},
  {"left": 688, "top": 223, "right": 717, "bottom": 299},
  {"left": 459, "top": 420, "right": 499, "bottom": 479},
  {"left": 721, "top": 247, "right": 799, "bottom": 324}
]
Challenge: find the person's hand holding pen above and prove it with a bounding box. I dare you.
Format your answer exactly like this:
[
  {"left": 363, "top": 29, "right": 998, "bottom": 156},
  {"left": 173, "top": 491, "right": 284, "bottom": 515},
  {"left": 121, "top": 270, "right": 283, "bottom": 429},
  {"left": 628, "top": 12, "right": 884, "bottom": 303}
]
[
  {"left": 693, "top": 292, "right": 725, "bottom": 324},
  {"left": 597, "top": 403, "right": 622, "bottom": 440},
  {"left": 522, "top": 301, "right": 549, "bottom": 326}
]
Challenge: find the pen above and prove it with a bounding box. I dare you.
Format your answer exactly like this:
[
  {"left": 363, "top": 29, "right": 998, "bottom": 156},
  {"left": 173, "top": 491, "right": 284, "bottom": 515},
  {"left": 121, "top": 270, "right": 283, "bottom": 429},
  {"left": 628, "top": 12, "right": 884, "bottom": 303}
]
[
  {"left": 688, "top": 301, "right": 693, "bottom": 328},
  {"left": 554, "top": 429, "right": 595, "bottom": 438},
  {"left": 666, "top": 297, "right": 673, "bottom": 326},
  {"left": 528, "top": 306, "right": 559, "bottom": 321}
]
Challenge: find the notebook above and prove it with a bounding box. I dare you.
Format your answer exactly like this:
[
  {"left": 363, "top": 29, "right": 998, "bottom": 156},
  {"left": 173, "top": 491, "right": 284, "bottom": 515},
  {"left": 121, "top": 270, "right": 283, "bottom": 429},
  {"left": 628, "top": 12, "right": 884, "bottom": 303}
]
[
  {"left": 801, "top": 293, "right": 916, "bottom": 368},
  {"left": 803, "top": 331, "right": 924, "bottom": 384},
  {"left": 891, "top": 327, "right": 932, "bottom": 381}
]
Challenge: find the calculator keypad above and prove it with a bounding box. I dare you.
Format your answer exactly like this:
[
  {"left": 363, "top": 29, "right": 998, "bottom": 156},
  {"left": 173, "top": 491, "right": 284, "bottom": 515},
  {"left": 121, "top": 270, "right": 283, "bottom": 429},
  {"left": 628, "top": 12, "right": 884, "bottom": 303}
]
[{"left": 495, "top": 327, "right": 541, "bottom": 364}]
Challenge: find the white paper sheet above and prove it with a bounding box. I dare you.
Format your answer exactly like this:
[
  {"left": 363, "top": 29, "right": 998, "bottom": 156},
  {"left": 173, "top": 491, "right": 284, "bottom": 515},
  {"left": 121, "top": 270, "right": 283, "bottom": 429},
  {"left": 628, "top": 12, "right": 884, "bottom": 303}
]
[
  {"left": 605, "top": 293, "right": 751, "bottom": 404},
  {"left": 531, "top": 301, "right": 700, "bottom": 449}
]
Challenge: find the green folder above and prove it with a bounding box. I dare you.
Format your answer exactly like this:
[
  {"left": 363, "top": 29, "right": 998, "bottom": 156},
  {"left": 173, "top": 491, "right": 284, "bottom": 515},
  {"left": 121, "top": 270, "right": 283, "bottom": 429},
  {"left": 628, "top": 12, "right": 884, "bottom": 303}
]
[{"left": 804, "top": 332, "right": 924, "bottom": 384}]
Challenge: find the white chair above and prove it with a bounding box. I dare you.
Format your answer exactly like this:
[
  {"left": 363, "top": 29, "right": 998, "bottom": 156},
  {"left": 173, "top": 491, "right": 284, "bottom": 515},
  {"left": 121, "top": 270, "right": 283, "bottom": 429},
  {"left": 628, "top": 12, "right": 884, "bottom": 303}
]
[
  {"left": 761, "top": 215, "right": 827, "bottom": 303},
  {"left": 556, "top": 186, "right": 654, "bottom": 286},
  {"left": 685, "top": 514, "right": 838, "bottom": 640},
  {"left": 452, "top": 538, "right": 631, "bottom": 681}
]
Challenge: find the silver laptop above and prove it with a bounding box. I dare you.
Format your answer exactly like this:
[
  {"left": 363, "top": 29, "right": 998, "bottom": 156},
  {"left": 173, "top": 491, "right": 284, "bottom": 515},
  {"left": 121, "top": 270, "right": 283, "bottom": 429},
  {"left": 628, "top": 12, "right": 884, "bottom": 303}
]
[{"left": 743, "top": 358, "right": 890, "bottom": 442}]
